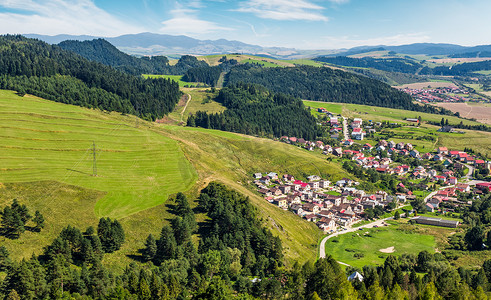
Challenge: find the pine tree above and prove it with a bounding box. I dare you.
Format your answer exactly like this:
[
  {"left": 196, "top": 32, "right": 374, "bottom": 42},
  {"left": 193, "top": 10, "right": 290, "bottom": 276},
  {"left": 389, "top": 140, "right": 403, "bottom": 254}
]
[
  {"left": 138, "top": 277, "right": 151, "bottom": 300},
  {"left": 171, "top": 216, "right": 191, "bottom": 246},
  {"left": 97, "top": 217, "right": 125, "bottom": 253},
  {"left": 0, "top": 246, "right": 12, "bottom": 271},
  {"left": 155, "top": 225, "right": 177, "bottom": 264},
  {"left": 142, "top": 234, "right": 157, "bottom": 262},
  {"left": 32, "top": 210, "right": 45, "bottom": 232}
]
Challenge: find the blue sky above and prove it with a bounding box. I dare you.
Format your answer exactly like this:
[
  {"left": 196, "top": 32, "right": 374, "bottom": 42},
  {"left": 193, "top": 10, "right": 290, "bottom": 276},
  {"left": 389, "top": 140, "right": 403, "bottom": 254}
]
[{"left": 0, "top": 0, "right": 490, "bottom": 49}]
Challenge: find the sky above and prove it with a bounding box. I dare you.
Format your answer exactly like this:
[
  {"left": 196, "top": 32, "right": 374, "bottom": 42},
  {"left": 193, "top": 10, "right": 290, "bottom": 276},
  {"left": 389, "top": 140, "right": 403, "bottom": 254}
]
[{"left": 0, "top": 0, "right": 490, "bottom": 49}]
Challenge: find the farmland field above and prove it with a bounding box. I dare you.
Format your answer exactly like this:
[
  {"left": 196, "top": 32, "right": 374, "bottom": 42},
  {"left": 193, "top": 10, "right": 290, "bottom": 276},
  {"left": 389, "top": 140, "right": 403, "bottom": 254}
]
[
  {"left": 395, "top": 81, "right": 457, "bottom": 89},
  {"left": 433, "top": 102, "right": 491, "bottom": 125}
]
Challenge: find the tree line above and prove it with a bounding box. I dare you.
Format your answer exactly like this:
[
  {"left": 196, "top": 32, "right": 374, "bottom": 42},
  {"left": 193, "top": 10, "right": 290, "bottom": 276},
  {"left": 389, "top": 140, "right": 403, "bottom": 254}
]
[
  {"left": 187, "top": 83, "right": 322, "bottom": 140},
  {"left": 420, "top": 60, "right": 491, "bottom": 76},
  {"left": 0, "top": 35, "right": 181, "bottom": 120},
  {"left": 428, "top": 118, "right": 491, "bottom": 133},
  {"left": 314, "top": 56, "right": 423, "bottom": 74}
]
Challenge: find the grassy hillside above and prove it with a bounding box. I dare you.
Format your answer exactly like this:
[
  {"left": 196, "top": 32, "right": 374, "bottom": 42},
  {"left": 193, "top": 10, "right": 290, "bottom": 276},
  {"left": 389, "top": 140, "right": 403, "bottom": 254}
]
[
  {"left": 0, "top": 90, "right": 198, "bottom": 219},
  {"left": 199, "top": 54, "right": 295, "bottom": 67},
  {"left": 0, "top": 89, "right": 354, "bottom": 269}
]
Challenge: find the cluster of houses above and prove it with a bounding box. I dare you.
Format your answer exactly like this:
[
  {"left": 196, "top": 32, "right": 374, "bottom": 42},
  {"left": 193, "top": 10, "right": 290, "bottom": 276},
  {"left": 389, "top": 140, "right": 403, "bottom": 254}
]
[
  {"left": 279, "top": 136, "right": 336, "bottom": 153},
  {"left": 398, "top": 86, "right": 469, "bottom": 103},
  {"left": 253, "top": 172, "right": 402, "bottom": 233}
]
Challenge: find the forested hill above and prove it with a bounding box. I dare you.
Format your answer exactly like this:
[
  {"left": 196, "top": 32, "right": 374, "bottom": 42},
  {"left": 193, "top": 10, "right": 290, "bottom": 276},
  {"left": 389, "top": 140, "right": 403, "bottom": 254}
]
[
  {"left": 225, "top": 65, "right": 447, "bottom": 114},
  {"left": 58, "top": 39, "right": 209, "bottom": 75},
  {"left": 314, "top": 56, "right": 422, "bottom": 74},
  {"left": 187, "top": 83, "right": 322, "bottom": 140},
  {"left": 0, "top": 35, "right": 180, "bottom": 119},
  {"left": 58, "top": 39, "right": 170, "bottom": 75}
]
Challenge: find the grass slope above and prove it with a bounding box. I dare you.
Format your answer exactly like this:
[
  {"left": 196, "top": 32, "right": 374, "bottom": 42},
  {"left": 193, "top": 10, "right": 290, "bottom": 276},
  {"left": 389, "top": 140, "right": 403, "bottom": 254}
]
[{"left": 0, "top": 90, "right": 198, "bottom": 219}]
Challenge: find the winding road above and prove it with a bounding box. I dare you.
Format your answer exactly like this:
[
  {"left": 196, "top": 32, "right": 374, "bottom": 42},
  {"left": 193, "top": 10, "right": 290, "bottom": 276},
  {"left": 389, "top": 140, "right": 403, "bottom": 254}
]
[{"left": 180, "top": 93, "right": 191, "bottom": 123}]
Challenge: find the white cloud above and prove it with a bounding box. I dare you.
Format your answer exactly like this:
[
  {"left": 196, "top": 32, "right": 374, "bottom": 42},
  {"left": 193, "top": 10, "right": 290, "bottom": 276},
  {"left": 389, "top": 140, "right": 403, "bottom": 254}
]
[
  {"left": 327, "top": 0, "right": 350, "bottom": 4},
  {"left": 236, "top": 0, "right": 328, "bottom": 21},
  {"left": 159, "top": 7, "right": 231, "bottom": 36},
  {"left": 0, "top": 0, "right": 144, "bottom": 36}
]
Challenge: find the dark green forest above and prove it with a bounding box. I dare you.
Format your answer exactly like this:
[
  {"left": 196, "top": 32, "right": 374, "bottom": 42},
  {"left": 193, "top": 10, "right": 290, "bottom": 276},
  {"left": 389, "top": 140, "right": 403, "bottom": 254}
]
[
  {"left": 224, "top": 65, "right": 449, "bottom": 114},
  {"left": 182, "top": 66, "right": 222, "bottom": 87},
  {"left": 314, "top": 56, "right": 422, "bottom": 74},
  {"left": 420, "top": 60, "right": 491, "bottom": 76},
  {"left": 187, "top": 84, "right": 322, "bottom": 140},
  {"left": 2, "top": 183, "right": 491, "bottom": 299},
  {"left": 0, "top": 35, "right": 180, "bottom": 120}
]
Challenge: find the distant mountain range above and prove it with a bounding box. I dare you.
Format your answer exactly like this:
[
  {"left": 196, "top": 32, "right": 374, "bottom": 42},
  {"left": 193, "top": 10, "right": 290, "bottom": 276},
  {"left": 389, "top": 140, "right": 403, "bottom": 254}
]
[
  {"left": 25, "top": 32, "right": 297, "bottom": 58},
  {"left": 25, "top": 33, "right": 491, "bottom": 59}
]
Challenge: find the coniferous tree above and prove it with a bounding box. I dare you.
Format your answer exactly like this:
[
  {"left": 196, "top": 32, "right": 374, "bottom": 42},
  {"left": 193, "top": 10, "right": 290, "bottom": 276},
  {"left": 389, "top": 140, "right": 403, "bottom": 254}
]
[
  {"left": 142, "top": 234, "right": 157, "bottom": 262},
  {"left": 155, "top": 225, "right": 177, "bottom": 264},
  {"left": 32, "top": 210, "right": 45, "bottom": 232},
  {"left": 97, "top": 217, "right": 125, "bottom": 253}
]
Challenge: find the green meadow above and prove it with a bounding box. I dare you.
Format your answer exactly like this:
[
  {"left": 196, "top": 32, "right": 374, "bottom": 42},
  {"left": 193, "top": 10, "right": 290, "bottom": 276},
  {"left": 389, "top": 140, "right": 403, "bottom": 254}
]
[
  {"left": 0, "top": 90, "right": 198, "bottom": 219},
  {"left": 326, "top": 224, "right": 436, "bottom": 269}
]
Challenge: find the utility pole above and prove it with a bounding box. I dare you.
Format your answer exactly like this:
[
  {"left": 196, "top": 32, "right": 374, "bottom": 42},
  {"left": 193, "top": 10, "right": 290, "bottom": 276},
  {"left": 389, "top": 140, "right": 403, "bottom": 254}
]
[{"left": 92, "top": 141, "right": 97, "bottom": 177}]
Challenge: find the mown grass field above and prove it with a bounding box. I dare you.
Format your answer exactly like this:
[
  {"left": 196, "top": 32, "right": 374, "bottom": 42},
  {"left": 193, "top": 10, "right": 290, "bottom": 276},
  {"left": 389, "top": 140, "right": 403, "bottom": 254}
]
[
  {"left": 326, "top": 223, "right": 436, "bottom": 269},
  {"left": 181, "top": 88, "right": 226, "bottom": 120},
  {"left": 0, "top": 90, "right": 198, "bottom": 219},
  {"left": 0, "top": 89, "right": 358, "bottom": 269},
  {"left": 199, "top": 54, "right": 295, "bottom": 67}
]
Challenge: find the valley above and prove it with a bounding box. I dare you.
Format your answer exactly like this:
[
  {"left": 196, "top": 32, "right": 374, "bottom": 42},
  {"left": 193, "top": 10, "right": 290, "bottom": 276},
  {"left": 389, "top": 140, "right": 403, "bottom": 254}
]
[{"left": 0, "top": 34, "right": 490, "bottom": 299}]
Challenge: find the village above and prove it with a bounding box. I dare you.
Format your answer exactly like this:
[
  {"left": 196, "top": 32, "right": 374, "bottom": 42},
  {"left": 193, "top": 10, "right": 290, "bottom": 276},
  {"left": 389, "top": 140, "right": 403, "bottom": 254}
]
[
  {"left": 398, "top": 85, "right": 469, "bottom": 103},
  {"left": 270, "top": 113, "right": 491, "bottom": 233}
]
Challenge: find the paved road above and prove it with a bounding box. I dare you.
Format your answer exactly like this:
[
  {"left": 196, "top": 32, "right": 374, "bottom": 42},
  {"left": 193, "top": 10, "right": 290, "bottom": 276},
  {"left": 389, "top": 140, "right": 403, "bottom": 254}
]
[
  {"left": 342, "top": 117, "right": 349, "bottom": 140},
  {"left": 464, "top": 163, "right": 474, "bottom": 181},
  {"left": 319, "top": 217, "right": 394, "bottom": 260}
]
